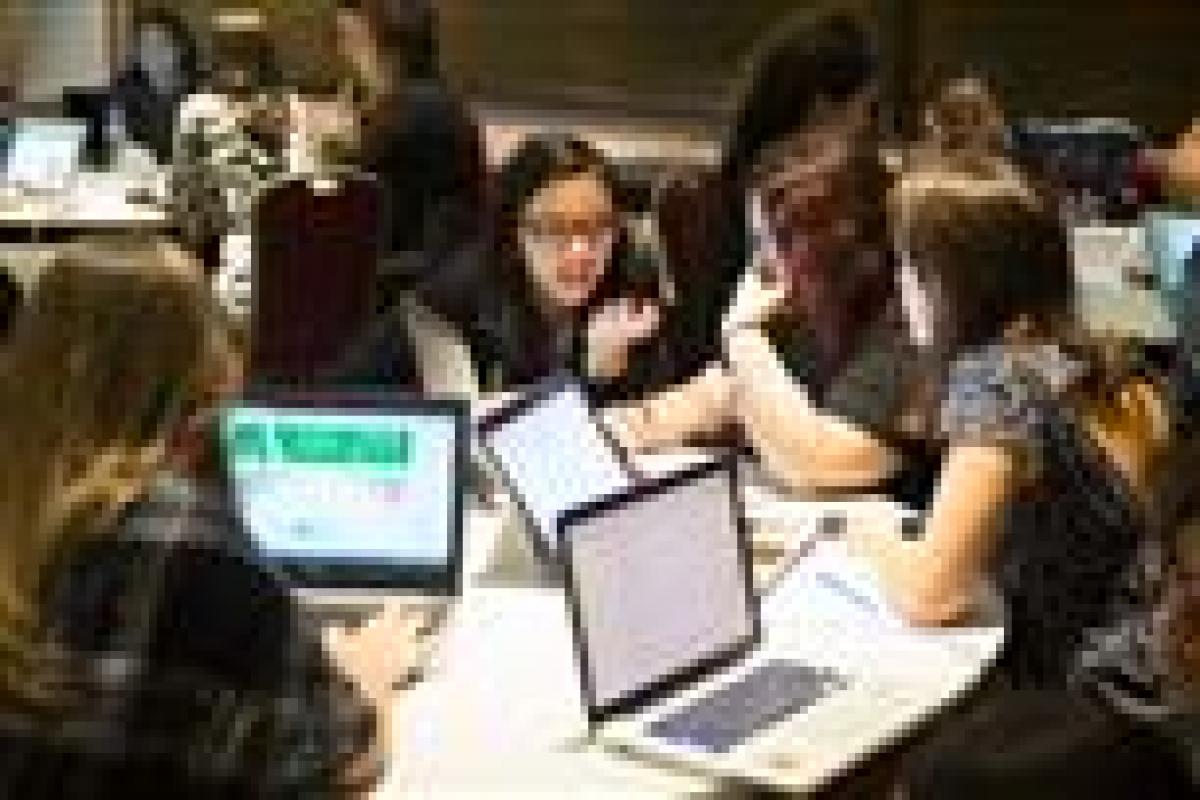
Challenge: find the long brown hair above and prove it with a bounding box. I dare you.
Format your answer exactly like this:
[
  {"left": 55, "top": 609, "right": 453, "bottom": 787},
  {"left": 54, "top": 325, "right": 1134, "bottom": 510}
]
[
  {"left": 0, "top": 240, "right": 236, "bottom": 714},
  {"left": 890, "top": 166, "right": 1169, "bottom": 493},
  {"left": 890, "top": 166, "right": 1073, "bottom": 357}
]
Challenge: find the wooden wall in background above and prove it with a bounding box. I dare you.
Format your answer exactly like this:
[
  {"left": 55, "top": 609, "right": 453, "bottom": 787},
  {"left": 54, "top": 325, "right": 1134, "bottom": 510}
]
[
  {"left": 117, "top": 2, "right": 1197, "bottom": 136},
  {"left": 912, "top": 0, "right": 1200, "bottom": 138}
]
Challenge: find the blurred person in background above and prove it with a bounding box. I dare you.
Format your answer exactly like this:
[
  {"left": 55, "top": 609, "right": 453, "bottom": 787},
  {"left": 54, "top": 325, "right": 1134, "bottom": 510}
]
[
  {"left": 909, "top": 73, "right": 1014, "bottom": 177},
  {"left": 171, "top": 6, "right": 287, "bottom": 300},
  {"left": 335, "top": 0, "right": 486, "bottom": 288},
  {"left": 1165, "top": 117, "right": 1200, "bottom": 208},
  {"left": 112, "top": 8, "right": 200, "bottom": 163},
  {"left": 0, "top": 239, "right": 422, "bottom": 796},
  {"left": 616, "top": 12, "right": 938, "bottom": 502}
]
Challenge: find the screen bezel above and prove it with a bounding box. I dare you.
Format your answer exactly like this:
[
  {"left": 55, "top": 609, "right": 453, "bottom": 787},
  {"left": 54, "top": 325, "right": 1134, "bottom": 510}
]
[
  {"left": 557, "top": 458, "right": 760, "bottom": 728},
  {"left": 219, "top": 388, "right": 467, "bottom": 594}
]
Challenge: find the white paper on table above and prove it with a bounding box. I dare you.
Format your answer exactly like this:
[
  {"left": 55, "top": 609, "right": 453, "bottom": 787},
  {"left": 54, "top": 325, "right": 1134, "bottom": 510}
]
[{"left": 763, "top": 539, "right": 906, "bottom": 631}]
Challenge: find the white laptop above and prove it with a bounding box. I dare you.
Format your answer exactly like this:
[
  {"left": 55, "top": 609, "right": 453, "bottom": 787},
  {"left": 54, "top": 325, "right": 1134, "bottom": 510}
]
[
  {"left": 4, "top": 118, "right": 87, "bottom": 188},
  {"left": 477, "top": 377, "right": 642, "bottom": 562},
  {"left": 558, "top": 460, "right": 993, "bottom": 792},
  {"left": 220, "top": 390, "right": 467, "bottom": 624}
]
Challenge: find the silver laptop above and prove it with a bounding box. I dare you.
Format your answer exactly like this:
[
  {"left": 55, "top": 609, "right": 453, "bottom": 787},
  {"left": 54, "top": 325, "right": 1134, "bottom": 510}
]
[
  {"left": 558, "top": 460, "right": 944, "bottom": 791},
  {"left": 477, "top": 377, "right": 638, "bottom": 563},
  {"left": 220, "top": 390, "right": 467, "bottom": 625}
]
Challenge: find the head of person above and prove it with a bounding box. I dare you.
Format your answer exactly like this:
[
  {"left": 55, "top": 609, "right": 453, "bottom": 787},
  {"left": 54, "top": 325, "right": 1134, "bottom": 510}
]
[
  {"left": 725, "top": 12, "right": 889, "bottom": 325},
  {"left": 207, "top": 7, "right": 281, "bottom": 98},
  {"left": 919, "top": 74, "right": 1007, "bottom": 165},
  {"left": 0, "top": 240, "right": 238, "bottom": 713},
  {"left": 494, "top": 134, "right": 631, "bottom": 316},
  {"left": 1165, "top": 117, "right": 1200, "bottom": 207},
  {"left": 128, "top": 8, "right": 199, "bottom": 96},
  {"left": 889, "top": 166, "right": 1074, "bottom": 359}
]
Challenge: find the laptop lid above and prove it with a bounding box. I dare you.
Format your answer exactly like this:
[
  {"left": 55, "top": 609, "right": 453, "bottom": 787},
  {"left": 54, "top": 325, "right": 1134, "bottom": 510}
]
[
  {"left": 1144, "top": 210, "right": 1200, "bottom": 322},
  {"left": 558, "top": 460, "right": 759, "bottom": 726},
  {"left": 478, "top": 377, "right": 636, "bottom": 562},
  {"left": 4, "top": 118, "right": 86, "bottom": 185},
  {"left": 219, "top": 390, "right": 467, "bottom": 593}
]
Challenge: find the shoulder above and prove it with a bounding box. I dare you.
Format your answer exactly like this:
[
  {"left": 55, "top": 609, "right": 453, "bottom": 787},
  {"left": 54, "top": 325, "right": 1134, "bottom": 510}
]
[
  {"left": 175, "top": 92, "right": 230, "bottom": 129},
  {"left": 941, "top": 341, "right": 1082, "bottom": 446}
]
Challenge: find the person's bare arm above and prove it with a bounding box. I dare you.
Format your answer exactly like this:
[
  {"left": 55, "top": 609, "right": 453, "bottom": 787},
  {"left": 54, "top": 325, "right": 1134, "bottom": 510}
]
[
  {"left": 605, "top": 362, "right": 734, "bottom": 452},
  {"left": 723, "top": 324, "right": 898, "bottom": 491},
  {"left": 845, "top": 443, "right": 1016, "bottom": 625}
]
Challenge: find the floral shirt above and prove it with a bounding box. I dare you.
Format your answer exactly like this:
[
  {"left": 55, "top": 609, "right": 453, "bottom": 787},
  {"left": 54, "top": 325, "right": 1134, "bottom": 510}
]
[{"left": 172, "top": 92, "right": 284, "bottom": 322}]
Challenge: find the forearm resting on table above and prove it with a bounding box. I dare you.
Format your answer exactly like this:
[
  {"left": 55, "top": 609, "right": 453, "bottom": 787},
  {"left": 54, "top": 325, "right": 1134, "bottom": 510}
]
[
  {"left": 724, "top": 327, "right": 897, "bottom": 492},
  {"left": 608, "top": 363, "right": 734, "bottom": 451},
  {"left": 849, "top": 444, "right": 1015, "bottom": 626}
]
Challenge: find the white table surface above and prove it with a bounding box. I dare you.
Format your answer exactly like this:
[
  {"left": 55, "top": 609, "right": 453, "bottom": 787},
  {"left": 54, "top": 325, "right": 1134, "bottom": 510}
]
[
  {"left": 375, "top": 476, "right": 1004, "bottom": 798},
  {"left": 0, "top": 170, "right": 169, "bottom": 228}
]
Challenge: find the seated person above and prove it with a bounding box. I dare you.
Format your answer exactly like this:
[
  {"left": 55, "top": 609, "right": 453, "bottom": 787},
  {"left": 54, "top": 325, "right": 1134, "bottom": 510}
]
[
  {"left": 0, "top": 239, "right": 419, "bottom": 796},
  {"left": 171, "top": 9, "right": 287, "bottom": 303},
  {"left": 335, "top": 0, "right": 486, "bottom": 267},
  {"left": 897, "top": 397, "right": 1200, "bottom": 799},
  {"left": 411, "top": 133, "right": 664, "bottom": 403},
  {"left": 112, "top": 9, "right": 199, "bottom": 162},
  {"left": 614, "top": 92, "right": 922, "bottom": 494},
  {"left": 840, "top": 167, "right": 1168, "bottom": 684},
  {"left": 907, "top": 73, "right": 1021, "bottom": 182},
  {"left": 1165, "top": 117, "right": 1200, "bottom": 208},
  {"left": 609, "top": 14, "right": 953, "bottom": 504}
]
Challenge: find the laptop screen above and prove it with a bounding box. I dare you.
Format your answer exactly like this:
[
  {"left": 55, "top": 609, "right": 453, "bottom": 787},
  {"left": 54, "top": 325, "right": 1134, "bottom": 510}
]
[
  {"left": 4, "top": 119, "right": 86, "bottom": 185},
  {"left": 561, "top": 464, "right": 755, "bottom": 718},
  {"left": 480, "top": 380, "right": 632, "bottom": 558},
  {"left": 1145, "top": 211, "right": 1200, "bottom": 322},
  {"left": 222, "top": 400, "right": 462, "bottom": 587}
]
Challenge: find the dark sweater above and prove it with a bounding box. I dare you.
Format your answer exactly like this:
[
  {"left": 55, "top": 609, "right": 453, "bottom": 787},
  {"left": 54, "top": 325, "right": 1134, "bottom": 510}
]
[{"left": 0, "top": 479, "right": 375, "bottom": 798}]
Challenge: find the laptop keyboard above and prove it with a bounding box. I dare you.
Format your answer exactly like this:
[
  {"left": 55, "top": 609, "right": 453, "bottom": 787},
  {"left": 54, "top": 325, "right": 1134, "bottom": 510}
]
[{"left": 647, "top": 660, "right": 848, "bottom": 754}]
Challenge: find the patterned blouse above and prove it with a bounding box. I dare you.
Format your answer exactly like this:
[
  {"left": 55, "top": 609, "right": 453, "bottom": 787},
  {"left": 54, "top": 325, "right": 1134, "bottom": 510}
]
[
  {"left": 172, "top": 92, "right": 285, "bottom": 322},
  {"left": 937, "top": 340, "right": 1152, "bottom": 687},
  {"left": 0, "top": 477, "right": 378, "bottom": 797}
]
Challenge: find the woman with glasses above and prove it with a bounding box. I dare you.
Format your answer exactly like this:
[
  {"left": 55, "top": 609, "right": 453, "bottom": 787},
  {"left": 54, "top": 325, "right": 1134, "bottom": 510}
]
[{"left": 416, "top": 133, "right": 665, "bottom": 400}]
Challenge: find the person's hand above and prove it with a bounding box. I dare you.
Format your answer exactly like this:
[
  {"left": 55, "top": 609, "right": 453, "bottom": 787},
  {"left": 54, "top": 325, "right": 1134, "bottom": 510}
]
[
  {"left": 323, "top": 604, "right": 438, "bottom": 705},
  {"left": 586, "top": 297, "right": 662, "bottom": 381},
  {"left": 723, "top": 266, "right": 789, "bottom": 336}
]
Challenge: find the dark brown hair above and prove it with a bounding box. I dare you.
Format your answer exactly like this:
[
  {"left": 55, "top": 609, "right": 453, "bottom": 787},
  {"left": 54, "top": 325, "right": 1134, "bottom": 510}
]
[{"left": 890, "top": 167, "right": 1074, "bottom": 357}]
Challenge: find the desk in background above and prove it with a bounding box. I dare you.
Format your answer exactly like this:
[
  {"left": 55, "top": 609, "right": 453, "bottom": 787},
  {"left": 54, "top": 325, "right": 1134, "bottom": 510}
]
[{"left": 1, "top": 169, "right": 172, "bottom": 292}]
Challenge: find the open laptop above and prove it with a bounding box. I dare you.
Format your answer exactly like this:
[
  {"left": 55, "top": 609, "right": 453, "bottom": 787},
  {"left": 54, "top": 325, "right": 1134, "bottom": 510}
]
[
  {"left": 3, "top": 118, "right": 87, "bottom": 187},
  {"left": 477, "top": 377, "right": 640, "bottom": 563},
  {"left": 558, "top": 460, "right": 976, "bottom": 791},
  {"left": 1144, "top": 210, "right": 1200, "bottom": 325},
  {"left": 220, "top": 390, "right": 467, "bottom": 624}
]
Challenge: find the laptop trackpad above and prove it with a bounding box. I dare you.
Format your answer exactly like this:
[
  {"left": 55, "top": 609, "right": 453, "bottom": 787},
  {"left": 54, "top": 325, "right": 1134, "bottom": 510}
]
[{"left": 646, "top": 660, "right": 848, "bottom": 754}]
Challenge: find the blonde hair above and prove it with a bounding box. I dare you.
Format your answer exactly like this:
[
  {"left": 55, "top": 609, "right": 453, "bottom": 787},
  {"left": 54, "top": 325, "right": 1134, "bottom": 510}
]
[{"left": 0, "top": 239, "right": 236, "bottom": 713}]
